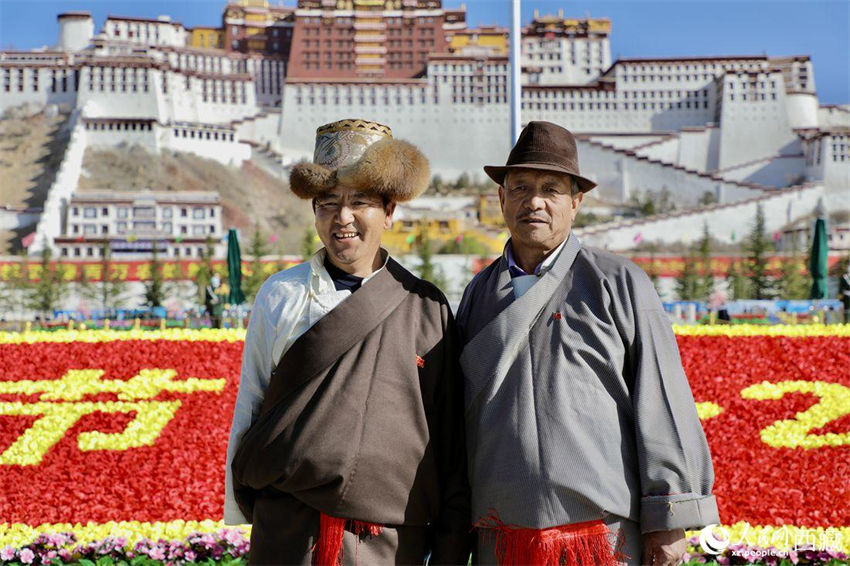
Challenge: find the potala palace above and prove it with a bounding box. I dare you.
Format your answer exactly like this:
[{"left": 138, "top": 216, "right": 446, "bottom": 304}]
[{"left": 1, "top": 0, "right": 848, "bottom": 258}]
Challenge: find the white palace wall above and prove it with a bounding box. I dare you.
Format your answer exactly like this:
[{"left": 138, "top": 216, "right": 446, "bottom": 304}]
[
  {"left": 633, "top": 135, "right": 680, "bottom": 163},
  {"left": 1, "top": 64, "right": 79, "bottom": 111},
  {"left": 82, "top": 118, "right": 250, "bottom": 166},
  {"left": 818, "top": 106, "right": 850, "bottom": 129},
  {"left": 718, "top": 72, "right": 799, "bottom": 170},
  {"left": 158, "top": 70, "right": 197, "bottom": 124},
  {"left": 785, "top": 92, "right": 819, "bottom": 129},
  {"left": 164, "top": 123, "right": 251, "bottom": 165},
  {"left": 575, "top": 184, "right": 824, "bottom": 250},
  {"left": 586, "top": 134, "right": 666, "bottom": 150},
  {"left": 520, "top": 91, "right": 715, "bottom": 133},
  {"left": 676, "top": 127, "right": 717, "bottom": 172},
  {"left": 75, "top": 65, "right": 162, "bottom": 119},
  {"left": 29, "top": 112, "right": 88, "bottom": 255},
  {"left": 576, "top": 139, "right": 767, "bottom": 205},
  {"left": 235, "top": 109, "right": 282, "bottom": 151},
  {"left": 280, "top": 81, "right": 512, "bottom": 181},
  {"left": 821, "top": 134, "right": 850, "bottom": 210},
  {"left": 103, "top": 17, "right": 187, "bottom": 49},
  {"left": 716, "top": 155, "right": 806, "bottom": 188},
  {"left": 58, "top": 15, "right": 95, "bottom": 53},
  {"left": 84, "top": 119, "right": 158, "bottom": 152}
]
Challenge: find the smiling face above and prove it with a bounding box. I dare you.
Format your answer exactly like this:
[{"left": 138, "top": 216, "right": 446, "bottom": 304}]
[
  {"left": 499, "top": 168, "right": 583, "bottom": 260},
  {"left": 313, "top": 185, "right": 395, "bottom": 277}
]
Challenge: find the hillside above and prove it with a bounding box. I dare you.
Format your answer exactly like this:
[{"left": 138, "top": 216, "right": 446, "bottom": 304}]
[
  {"left": 0, "top": 107, "right": 72, "bottom": 253},
  {"left": 77, "top": 145, "right": 313, "bottom": 254}
]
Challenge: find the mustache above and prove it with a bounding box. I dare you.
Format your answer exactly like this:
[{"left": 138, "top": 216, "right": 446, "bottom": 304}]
[{"left": 517, "top": 211, "right": 551, "bottom": 222}]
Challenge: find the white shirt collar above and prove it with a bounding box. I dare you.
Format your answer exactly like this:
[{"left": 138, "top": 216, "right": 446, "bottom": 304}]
[{"left": 309, "top": 247, "right": 390, "bottom": 295}]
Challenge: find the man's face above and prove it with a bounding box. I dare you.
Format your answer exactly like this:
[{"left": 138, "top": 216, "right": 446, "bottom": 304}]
[
  {"left": 499, "top": 168, "right": 583, "bottom": 253},
  {"left": 314, "top": 185, "right": 395, "bottom": 272}
]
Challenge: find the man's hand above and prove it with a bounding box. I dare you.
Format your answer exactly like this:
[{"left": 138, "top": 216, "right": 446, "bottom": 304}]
[{"left": 642, "top": 528, "right": 686, "bottom": 565}]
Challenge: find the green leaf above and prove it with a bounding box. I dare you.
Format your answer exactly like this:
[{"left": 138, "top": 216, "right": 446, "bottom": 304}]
[{"left": 79, "top": 560, "right": 97, "bottom": 566}]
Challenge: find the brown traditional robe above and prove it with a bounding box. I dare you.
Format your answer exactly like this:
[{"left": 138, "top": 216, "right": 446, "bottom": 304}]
[{"left": 231, "top": 257, "right": 471, "bottom": 565}]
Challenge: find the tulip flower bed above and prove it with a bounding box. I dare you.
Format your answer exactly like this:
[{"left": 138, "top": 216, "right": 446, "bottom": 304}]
[{"left": 0, "top": 326, "right": 848, "bottom": 565}]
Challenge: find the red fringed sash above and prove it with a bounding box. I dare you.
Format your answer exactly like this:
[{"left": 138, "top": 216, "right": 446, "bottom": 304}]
[
  {"left": 313, "top": 512, "right": 384, "bottom": 566},
  {"left": 475, "top": 511, "right": 623, "bottom": 566}
]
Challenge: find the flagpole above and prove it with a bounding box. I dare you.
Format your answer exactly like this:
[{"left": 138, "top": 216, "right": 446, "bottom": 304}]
[{"left": 510, "top": 0, "right": 522, "bottom": 143}]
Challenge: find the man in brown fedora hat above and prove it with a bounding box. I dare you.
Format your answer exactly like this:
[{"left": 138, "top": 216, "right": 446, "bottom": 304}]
[
  {"left": 225, "top": 119, "right": 470, "bottom": 565},
  {"left": 456, "top": 121, "right": 719, "bottom": 566}
]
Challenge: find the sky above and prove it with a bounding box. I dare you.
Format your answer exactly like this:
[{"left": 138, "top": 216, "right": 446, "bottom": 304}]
[{"left": 0, "top": 0, "right": 847, "bottom": 104}]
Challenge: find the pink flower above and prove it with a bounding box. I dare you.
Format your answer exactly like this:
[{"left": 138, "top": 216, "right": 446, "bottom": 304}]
[
  {"left": 222, "top": 529, "right": 246, "bottom": 546},
  {"left": 19, "top": 548, "right": 34, "bottom": 564},
  {"left": 0, "top": 546, "right": 15, "bottom": 561},
  {"left": 148, "top": 547, "right": 166, "bottom": 561},
  {"left": 185, "top": 550, "right": 197, "bottom": 562}
]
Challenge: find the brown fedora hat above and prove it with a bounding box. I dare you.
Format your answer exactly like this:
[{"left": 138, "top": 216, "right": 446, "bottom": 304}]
[{"left": 484, "top": 121, "right": 596, "bottom": 192}]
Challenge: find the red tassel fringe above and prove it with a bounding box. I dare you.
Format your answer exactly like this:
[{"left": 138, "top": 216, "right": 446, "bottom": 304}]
[
  {"left": 475, "top": 510, "right": 623, "bottom": 566},
  {"left": 312, "top": 513, "right": 384, "bottom": 566}
]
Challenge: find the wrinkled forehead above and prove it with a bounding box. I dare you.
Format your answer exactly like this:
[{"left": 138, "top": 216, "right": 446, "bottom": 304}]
[{"left": 504, "top": 168, "right": 572, "bottom": 188}]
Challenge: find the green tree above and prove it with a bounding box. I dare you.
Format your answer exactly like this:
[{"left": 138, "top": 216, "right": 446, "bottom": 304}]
[
  {"left": 726, "top": 258, "right": 749, "bottom": 300},
  {"left": 645, "top": 243, "right": 661, "bottom": 295},
  {"left": 275, "top": 242, "right": 289, "bottom": 274},
  {"left": 74, "top": 258, "right": 92, "bottom": 301},
  {"left": 779, "top": 235, "right": 809, "bottom": 300},
  {"left": 301, "top": 226, "right": 317, "bottom": 261},
  {"left": 26, "top": 242, "right": 67, "bottom": 318},
  {"left": 454, "top": 173, "right": 470, "bottom": 191},
  {"left": 695, "top": 223, "right": 715, "bottom": 301},
  {"left": 416, "top": 231, "right": 447, "bottom": 291},
  {"left": 745, "top": 204, "right": 775, "bottom": 300},
  {"left": 573, "top": 210, "right": 606, "bottom": 229},
  {"left": 431, "top": 174, "right": 445, "bottom": 195},
  {"left": 0, "top": 250, "right": 29, "bottom": 319},
  {"left": 143, "top": 244, "right": 166, "bottom": 308},
  {"left": 698, "top": 191, "right": 718, "bottom": 206},
  {"left": 439, "top": 233, "right": 489, "bottom": 255},
  {"left": 243, "top": 225, "right": 271, "bottom": 303},
  {"left": 84, "top": 241, "right": 126, "bottom": 313},
  {"left": 166, "top": 255, "right": 192, "bottom": 310},
  {"left": 674, "top": 250, "right": 699, "bottom": 301},
  {"left": 630, "top": 187, "right": 676, "bottom": 217},
  {"left": 194, "top": 236, "right": 217, "bottom": 304}
]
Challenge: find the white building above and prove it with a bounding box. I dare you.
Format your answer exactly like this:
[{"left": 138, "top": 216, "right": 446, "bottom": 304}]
[
  {"left": 521, "top": 10, "right": 612, "bottom": 86},
  {"left": 54, "top": 190, "right": 224, "bottom": 259},
  {"left": 102, "top": 15, "right": 189, "bottom": 49}
]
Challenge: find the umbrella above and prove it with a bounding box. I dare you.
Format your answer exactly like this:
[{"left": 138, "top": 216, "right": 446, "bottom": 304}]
[
  {"left": 227, "top": 228, "right": 246, "bottom": 305},
  {"left": 809, "top": 215, "right": 828, "bottom": 300}
]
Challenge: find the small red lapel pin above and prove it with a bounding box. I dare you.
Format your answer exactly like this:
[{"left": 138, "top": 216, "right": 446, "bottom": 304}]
[
  {"left": 416, "top": 355, "right": 425, "bottom": 368},
  {"left": 552, "top": 311, "right": 562, "bottom": 320}
]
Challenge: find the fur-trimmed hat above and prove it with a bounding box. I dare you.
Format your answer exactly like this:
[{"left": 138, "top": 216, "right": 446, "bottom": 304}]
[{"left": 289, "top": 118, "right": 430, "bottom": 202}]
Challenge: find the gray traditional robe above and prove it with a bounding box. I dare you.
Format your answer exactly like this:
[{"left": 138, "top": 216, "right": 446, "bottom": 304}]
[
  {"left": 456, "top": 233, "right": 719, "bottom": 538},
  {"left": 231, "top": 258, "right": 471, "bottom": 565}
]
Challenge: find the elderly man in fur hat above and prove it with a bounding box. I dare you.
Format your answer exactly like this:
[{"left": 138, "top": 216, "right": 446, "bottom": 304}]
[
  {"left": 224, "top": 119, "right": 471, "bottom": 565},
  {"left": 456, "top": 121, "right": 719, "bottom": 566}
]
